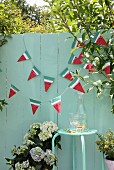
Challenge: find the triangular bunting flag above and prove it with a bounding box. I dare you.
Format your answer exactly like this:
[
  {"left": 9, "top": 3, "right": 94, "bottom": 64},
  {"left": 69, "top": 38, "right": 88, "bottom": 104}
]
[
  {"left": 51, "top": 96, "right": 61, "bottom": 114},
  {"left": 92, "top": 32, "right": 108, "bottom": 46},
  {"left": 68, "top": 78, "right": 85, "bottom": 93},
  {"left": 102, "top": 62, "right": 110, "bottom": 75},
  {"left": 83, "top": 62, "right": 96, "bottom": 72},
  {"left": 78, "top": 52, "right": 84, "bottom": 59},
  {"left": 44, "top": 76, "right": 54, "bottom": 92},
  {"left": 17, "top": 50, "right": 31, "bottom": 62},
  {"left": 72, "top": 39, "right": 85, "bottom": 48},
  {"left": 28, "top": 66, "right": 40, "bottom": 80},
  {"left": 60, "top": 68, "right": 73, "bottom": 81},
  {"left": 8, "top": 84, "right": 19, "bottom": 98},
  {"left": 68, "top": 53, "right": 83, "bottom": 64},
  {"left": 30, "top": 99, "right": 41, "bottom": 115}
]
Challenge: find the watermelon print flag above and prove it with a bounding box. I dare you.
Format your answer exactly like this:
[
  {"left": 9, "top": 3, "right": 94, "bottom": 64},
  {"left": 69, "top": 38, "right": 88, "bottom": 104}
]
[
  {"left": 68, "top": 78, "right": 85, "bottom": 93},
  {"left": 51, "top": 96, "right": 61, "bottom": 114},
  {"left": 68, "top": 53, "right": 83, "bottom": 64},
  {"left": 44, "top": 76, "right": 55, "bottom": 92},
  {"left": 83, "top": 62, "right": 96, "bottom": 72},
  {"left": 102, "top": 62, "right": 110, "bottom": 75},
  {"left": 92, "top": 32, "right": 108, "bottom": 46},
  {"left": 72, "top": 39, "right": 85, "bottom": 48},
  {"left": 60, "top": 68, "right": 73, "bottom": 81},
  {"left": 28, "top": 66, "right": 40, "bottom": 81},
  {"left": 17, "top": 50, "right": 31, "bottom": 62},
  {"left": 8, "top": 84, "right": 19, "bottom": 98},
  {"left": 30, "top": 99, "right": 41, "bottom": 115}
]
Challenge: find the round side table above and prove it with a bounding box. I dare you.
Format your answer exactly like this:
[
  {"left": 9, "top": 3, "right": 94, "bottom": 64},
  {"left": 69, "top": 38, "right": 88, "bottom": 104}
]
[{"left": 52, "top": 129, "right": 97, "bottom": 170}]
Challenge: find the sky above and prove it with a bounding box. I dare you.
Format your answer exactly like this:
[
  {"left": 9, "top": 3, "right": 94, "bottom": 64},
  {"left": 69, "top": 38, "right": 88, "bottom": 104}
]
[{"left": 26, "top": 0, "right": 48, "bottom": 6}]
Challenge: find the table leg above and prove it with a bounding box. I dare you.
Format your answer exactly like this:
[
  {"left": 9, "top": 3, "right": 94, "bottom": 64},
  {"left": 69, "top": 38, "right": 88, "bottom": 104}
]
[
  {"left": 81, "top": 135, "right": 86, "bottom": 170},
  {"left": 52, "top": 133, "right": 59, "bottom": 170},
  {"left": 72, "top": 136, "right": 76, "bottom": 170},
  {"left": 102, "top": 154, "right": 105, "bottom": 170}
]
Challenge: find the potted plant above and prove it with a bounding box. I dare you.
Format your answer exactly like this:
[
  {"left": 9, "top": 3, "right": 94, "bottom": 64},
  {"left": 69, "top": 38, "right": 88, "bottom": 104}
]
[
  {"left": 96, "top": 129, "right": 114, "bottom": 170},
  {"left": 5, "top": 121, "right": 61, "bottom": 170}
]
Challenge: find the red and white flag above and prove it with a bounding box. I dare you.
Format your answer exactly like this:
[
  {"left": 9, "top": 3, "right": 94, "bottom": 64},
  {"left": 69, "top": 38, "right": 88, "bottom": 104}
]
[
  {"left": 92, "top": 32, "right": 108, "bottom": 46},
  {"left": 17, "top": 50, "right": 31, "bottom": 62},
  {"left": 68, "top": 53, "right": 83, "bottom": 65},
  {"left": 83, "top": 62, "right": 96, "bottom": 72},
  {"left": 102, "top": 62, "right": 110, "bottom": 75},
  {"left": 8, "top": 84, "right": 19, "bottom": 98},
  {"left": 44, "top": 76, "right": 54, "bottom": 92},
  {"left": 72, "top": 39, "right": 85, "bottom": 48},
  {"left": 68, "top": 78, "right": 85, "bottom": 93},
  {"left": 60, "top": 68, "right": 73, "bottom": 81},
  {"left": 51, "top": 96, "right": 61, "bottom": 114},
  {"left": 30, "top": 99, "right": 41, "bottom": 115},
  {"left": 28, "top": 66, "right": 40, "bottom": 80}
]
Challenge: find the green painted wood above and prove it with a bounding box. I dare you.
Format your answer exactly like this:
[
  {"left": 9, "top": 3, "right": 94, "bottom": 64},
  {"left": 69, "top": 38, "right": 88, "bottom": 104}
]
[{"left": 0, "top": 32, "right": 113, "bottom": 170}]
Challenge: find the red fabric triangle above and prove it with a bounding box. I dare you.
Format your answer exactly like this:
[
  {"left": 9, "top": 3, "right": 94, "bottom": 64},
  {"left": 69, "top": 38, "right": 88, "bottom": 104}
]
[
  {"left": 28, "top": 70, "right": 37, "bottom": 80},
  {"left": 86, "top": 63, "right": 96, "bottom": 72},
  {"left": 96, "top": 35, "right": 108, "bottom": 46},
  {"left": 76, "top": 41, "right": 85, "bottom": 47},
  {"left": 9, "top": 89, "right": 16, "bottom": 98},
  {"left": 64, "top": 72, "right": 73, "bottom": 81},
  {"left": 53, "top": 101, "right": 61, "bottom": 114},
  {"left": 31, "top": 104, "right": 39, "bottom": 114},
  {"left": 103, "top": 65, "right": 110, "bottom": 75},
  {"left": 73, "top": 82, "right": 85, "bottom": 93},
  {"left": 17, "top": 55, "right": 26, "bottom": 62},
  {"left": 73, "top": 57, "right": 82, "bottom": 64},
  {"left": 78, "top": 53, "right": 84, "bottom": 59},
  {"left": 44, "top": 82, "right": 52, "bottom": 92}
]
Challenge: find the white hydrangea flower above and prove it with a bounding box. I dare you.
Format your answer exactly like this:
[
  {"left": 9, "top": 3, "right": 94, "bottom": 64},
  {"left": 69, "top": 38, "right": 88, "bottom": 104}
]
[
  {"left": 25, "top": 139, "right": 35, "bottom": 146},
  {"left": 44, "top": 149, "right": 56, "bottom": 166},
  {"left": 30, "top": 123, "right": 41, "bottom": 129},
  {"left": 15, "top": 161, "right": 35, "bottom": 170},
  {"left": 30, "top": 147, "right": 45, "bottom": 162},
  {"left": 29, "top": 166, "right": 35, "bottom": 170},
  {"left": 16, "top": 145, "right": 28, "bottom": 155},
  {"left": 38, "top": 131, "right": 52, "bottom": 141},
  {"left": 15, "top": 162, "right": 22, "bottom": 170},
  {"left": 21, "top": 160, "right": 29, "bottom": 168},
  {"left": 40, "top": 121, "right": 58, "bottom": 133}
]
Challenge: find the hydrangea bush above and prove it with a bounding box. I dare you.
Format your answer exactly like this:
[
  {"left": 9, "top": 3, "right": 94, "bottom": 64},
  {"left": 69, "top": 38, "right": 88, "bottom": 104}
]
[{"left": 5, "top": 121, "right": 61, "bottom": 170}]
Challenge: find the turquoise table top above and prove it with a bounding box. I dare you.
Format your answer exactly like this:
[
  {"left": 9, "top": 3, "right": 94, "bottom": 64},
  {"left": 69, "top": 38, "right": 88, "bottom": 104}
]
[{"left": 58, "top": 129, "right": 97, "bottom": 136}]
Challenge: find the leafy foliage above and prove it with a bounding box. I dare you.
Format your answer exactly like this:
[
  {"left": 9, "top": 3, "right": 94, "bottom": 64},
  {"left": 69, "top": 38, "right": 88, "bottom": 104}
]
[
  {"left": 44, "top": 0, "right": 114, "bottom": 113},
  {"left": 96, "top": 129, "right": 114, "bottom": 160},
  {"left": 0, "top": 99, "right": 7, "bottom": 111},
  {"left": 0, "top": 0, "right": 52, "bottom": 46},
  {"left": 5, "top": 121, "right": 61, "bottom": 170}
]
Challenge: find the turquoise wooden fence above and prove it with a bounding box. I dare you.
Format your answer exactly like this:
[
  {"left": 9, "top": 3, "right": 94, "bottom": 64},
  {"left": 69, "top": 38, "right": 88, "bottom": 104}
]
[{"left": 0, "top": 33, "right": 114, "bottom": 170}]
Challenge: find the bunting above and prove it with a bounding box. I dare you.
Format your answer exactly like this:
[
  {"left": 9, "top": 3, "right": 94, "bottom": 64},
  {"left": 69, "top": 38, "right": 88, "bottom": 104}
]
[
  {"left": 30, "top": 99, "right": 41, "bottom": 115},
  {"left": 44, "top": 76, "right": 55, "bottom": 92},
  {"left": 83, "top": 62, "right": 96, "bottom": 72},
  {"left": 60, "top": 68, "right": 73, "bottom": 81},
  {"left": 68, "top": 53, "right": 83, "bottom": 64},
  {"left": 51, "top": 96, "right": 61, "bottom": 114},
  {"left": 8, "top": 84, "right": 19, "bottom": 98},
  {"left": 17, "top": 50, "right": 31, "bottom": 62},
  {"left": 102, "top": 62, "right": 110, "bottom": 75},
  {"left": 28, "top": 66, "right": 40, "bottom": 81},
  {"left": 92, "top": 32, "right": 108, "bottom": 46},
  {"left": 68, "top": 78, "right": 85, "bottom": 93},
  {"left": 72, "top": 39, "right": 85, "bottom": 48}
]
